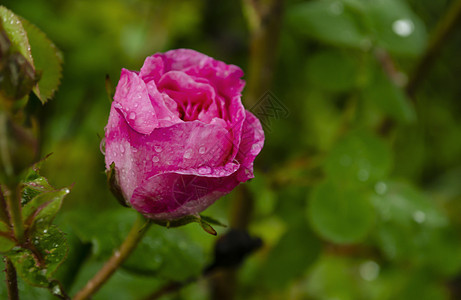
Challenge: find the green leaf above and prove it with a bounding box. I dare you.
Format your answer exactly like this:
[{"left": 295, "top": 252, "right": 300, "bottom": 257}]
[
  {"left": 258, "top": 225, "right": 322, "bottom": 289},
  {"left": 306, "top": 50, "right": 360, "bottom": 93},
  {"left": 0, "top": 221, "right": 14, "bottom": 252},
  {"left": 67, "top": 208, "right": 205, "bottom": 281},
  {"left": 0, "top": 6, "right": 33, "bottom": 65},
  {"left": 0, "top": 234, "right": 15, "bottom": 253},
  {"left": 324, "top": 130, "right": 392, "bottom": 185},
  {"left": 363, "top": 64, "right": 416, "bottom": 123},
  {"left": 124, "top": 225, "right": 205, "bottom": 280},
  {"left": 22, "top": 188, "right": 70, "bottom": 232},
  {"left": 22, "top": 176, "right": 55, "bottom": 206},
  {"left": 362, "top": 0, "right": 427, "bottom": 56},
  {"left": 21, "top": 18, "right": 62, "bottom": 103},
  {"left": 308, "top": 181, "right": 376, "bottom": 244},
  {"left": 288, "top": 0, "right": 369, "bottom": 48},
  {"left": 371, "top": 181, "right": 461, "bottom": 275},
  {"left": 9, "top": 225, "right": 68, "bottom": 287}
]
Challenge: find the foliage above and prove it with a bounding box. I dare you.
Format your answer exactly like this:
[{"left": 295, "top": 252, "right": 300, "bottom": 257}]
[{"left": 1, "top": 0, "right": 461, "bottom": 299}]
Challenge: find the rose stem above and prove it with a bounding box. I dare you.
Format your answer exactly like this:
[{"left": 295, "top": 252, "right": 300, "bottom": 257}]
[
  {"left": 210, "top": 1, "right": 284, "bottom": 299},
  {"left": 4, "top": 257, "right": 19, "bottom": 300},
  {"left": 72, "top": 214, "right": 151, "bottom": 300},
  {"left": 5, "top": 185, "right": 25, "bottom": 245}
]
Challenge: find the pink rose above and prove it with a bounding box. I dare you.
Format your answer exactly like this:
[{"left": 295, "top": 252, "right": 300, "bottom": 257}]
[{"left": 104, "top": 49, "right": 264, "bottom": 220}]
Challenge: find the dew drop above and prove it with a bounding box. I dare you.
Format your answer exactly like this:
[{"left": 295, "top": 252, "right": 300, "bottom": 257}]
[
  {"left": 413, "top": 210, "right": 426, "bottom": 223},
  {"left": 359, "top": 261, "right": 380, "bottom": 281},
  {"left": 128, "top": 112, "right": 136, "bottom": 120},
  {"left": 152, "top": 156, "right": 159, "bottom": 163},
  {"left": 198, "top": 166, "right": 211, "bottom": 175},
  {"left": 374, "top": 182, "right": 387, "bottom": 195},
  {"left": 154, "top": 145, "right": 163, "bottom": 153},
  {"left": 392, "top": 19, "right": 414, "bottom": 37},
  {"left": 199, "top": 146, "right": 206, "bottom": 154},
  {"left": 183, "top": 149, "right": 192, "bottom": 159},
  {"left": 251, "top": 144, "right": 261, "bottom": 155},
  {"left": 119, "top": 144, "right": 125, "bottom": 153}
]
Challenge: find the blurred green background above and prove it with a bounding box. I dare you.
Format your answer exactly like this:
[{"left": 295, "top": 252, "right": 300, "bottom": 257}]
[{"left": 2, "top": 0, "right": 461, "bottom": 299}]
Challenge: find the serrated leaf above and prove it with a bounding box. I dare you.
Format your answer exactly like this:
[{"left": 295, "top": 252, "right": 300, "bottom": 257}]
[
  {"left": 21, "top": 157, "right": 56, "bottom": 206},
  {"left": 9, "top": 225, "right": 68, "bottom": 287},
  {"left": 22, "top": 188, "right": 69, "bottom": 232},
  {"left": 21, "top": 18, "right": 62, "bottom": 103},
  {"left": 308, "top": 181, "right": 376, "bottom": 244},
  {"left": 0, "top": 6, "right": 33, "bottom": 65}
]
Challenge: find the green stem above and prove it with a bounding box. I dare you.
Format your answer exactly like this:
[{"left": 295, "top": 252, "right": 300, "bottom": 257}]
[
  {"left": 0, "top": 184, "right": 11, "bottom": 225},
  {"left": 0, "top": 112, "right": 13, "bottom": 178},
  {"left": 406, "top": 0, "right": 461, "bottom": 97},
  {"left": 4, "top": 257, "right": 19, "bottom": 300},
  {"left": 5, "top": 185, "right": 24, "bottom": 244},
  {"left": 72, "top": 214, "right": 151, "bottom": 300}
]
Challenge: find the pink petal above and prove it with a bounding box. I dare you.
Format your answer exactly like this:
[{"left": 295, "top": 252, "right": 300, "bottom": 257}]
[
  {"left": 113, "top": 69, "right": 158, "bottom": 135},
  {"left": 234, "top": 110, "right": 265, "bottom": 182},
  {"left": 131, "top": 170, "right": 240, "bottom": 220}
]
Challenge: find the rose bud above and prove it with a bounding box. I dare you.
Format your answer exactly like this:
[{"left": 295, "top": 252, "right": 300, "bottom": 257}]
[{"left": 104, "top": 49, "right": 264, "bottom": 220}]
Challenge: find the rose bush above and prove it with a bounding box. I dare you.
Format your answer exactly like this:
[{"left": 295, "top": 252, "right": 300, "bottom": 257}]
[{"left": 104, "top": 49, "right": 264, "bottom": 220}]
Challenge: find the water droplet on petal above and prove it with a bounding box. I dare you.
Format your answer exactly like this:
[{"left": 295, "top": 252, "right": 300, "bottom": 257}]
[
  {"left": 251, "top": 144, "right": 261, "bottom": 155},
  {"left": 152, "top": 156, "right": 159, "bottom": 163},
  {"left": 154, "top": 146, "right": 162, "bottom": 153},
  {"left": 119, "top": 144, "right": 125, "bottom": 153},
  {"left": 128, "top": 112, "right": 136, "bottom": 120},
  {"left": 199, "top": 146, "right": 206, "bottom": 154},
  {"left": 183, "top": 149, "right": 192, "bottom": 159},
  {"left": 392, "top": 19, "right": 414, "bottom": 37},
  {"left": 198, "top": 166, "right": 211, "bottom": 175}
]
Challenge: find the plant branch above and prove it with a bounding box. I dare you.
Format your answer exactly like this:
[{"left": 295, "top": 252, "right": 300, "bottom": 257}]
[
  {"left": 4, "top": 257, "right": 19, "bottom": 300},
  {"left": 72, "top": 214, "right": 151, "bottom": 300},
  {"left": 406, "top": 0, "right": 461, "bottom": 97},
  {"left": 5, "top": 185, "right": 24, "bottom": 244},
  {"left": 0, "top": 112, "right": 13, "bottom": 178}
]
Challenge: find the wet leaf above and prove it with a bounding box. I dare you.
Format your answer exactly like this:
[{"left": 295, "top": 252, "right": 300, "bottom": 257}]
[
  {"left": 308, "top": 181, "right": 376, "bottom": 244},
  {"left": 21, "top": 18, "right": 62, "bottom": 103},
  {"left": 8, "top": 225, "right": 68, "bottom": 287}
]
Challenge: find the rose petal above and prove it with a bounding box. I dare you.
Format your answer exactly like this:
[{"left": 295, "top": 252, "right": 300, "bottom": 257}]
[
  {"left": 105, "top": 106, "right": 143, "bottom": 200},
  {"left": 131, "top": 170, "right": 240, "bottom": 220},
  {"left": 145, "top": 80, "right": 182, "bottom": 127},
  {"left": 140, "top": 56, "right": 164, "bottom": 83},
  {"left": 234, "top": 110, "right": 265, "bottom": 182},
  {"left": 113, "top": 69, "right": 158, "bottom": 135}
]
